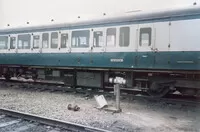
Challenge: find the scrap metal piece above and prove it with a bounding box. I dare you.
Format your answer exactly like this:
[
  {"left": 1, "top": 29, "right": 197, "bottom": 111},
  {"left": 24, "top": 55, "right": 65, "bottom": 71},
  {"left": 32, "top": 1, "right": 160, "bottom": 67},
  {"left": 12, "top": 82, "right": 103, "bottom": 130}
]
[
  {"left": 73, "top": 105, "right": 80, "bottom": 111},
  {"left": 68, "top": 104, "right": 73, "bottom": 110},
  {"left": 68, "top": 104, "right": 80, "bottom": 111}
]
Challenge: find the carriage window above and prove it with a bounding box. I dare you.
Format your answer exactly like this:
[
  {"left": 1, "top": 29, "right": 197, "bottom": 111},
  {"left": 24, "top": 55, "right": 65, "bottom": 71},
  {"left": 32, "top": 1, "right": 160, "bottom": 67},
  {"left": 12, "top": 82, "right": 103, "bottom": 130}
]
[
  {"left": 42, "top": 33, "right": 49, "bottom": 48},
  {"left": 106, "top": 28, "right": 116, "bottom": 47},
  {"left": 0, "top": 36, "right": 8, "bottom": 49},
  {"left": 71, "top": 30, "right": 90, "bottom": 48},
  {"left": 10, "top": 37, "right": 16, "bottom": 49},
  {"left": 18, "top": 34, "right": 31, "bottom": 49},
  {"left": 93, "top": 31, "right": 103, "bottom": 47},
  {"left": 33, "top": 35, "right": 40, "bottom": 49},
  {"left": 61, "top": 33, "right": 68, "bottom": 48},
  {"left": 51, "top": 32, "right": 58, "bottom": 49},
  {"left": 140, "top": 28, "right": 152, "bottom": 46},
  {"left": 119, "top": 27, "right": 130, "bottom": 47}
]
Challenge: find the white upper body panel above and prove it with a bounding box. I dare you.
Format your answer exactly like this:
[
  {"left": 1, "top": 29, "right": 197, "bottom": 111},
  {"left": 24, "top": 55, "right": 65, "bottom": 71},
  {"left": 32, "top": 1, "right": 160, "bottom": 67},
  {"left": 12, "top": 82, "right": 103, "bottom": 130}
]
[
  {"left": 0, "top": 5, "right": 200, "bottom": 53},
  {"left": 170, "top": 19, "right": 200, "bottom": 51}
]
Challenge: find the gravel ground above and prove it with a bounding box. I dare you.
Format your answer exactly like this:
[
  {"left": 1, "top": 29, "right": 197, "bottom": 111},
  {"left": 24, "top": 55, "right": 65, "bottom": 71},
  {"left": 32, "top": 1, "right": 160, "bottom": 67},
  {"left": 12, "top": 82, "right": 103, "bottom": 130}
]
[{"left": 0, "top": 84, "right": 200, "bottom": 132}]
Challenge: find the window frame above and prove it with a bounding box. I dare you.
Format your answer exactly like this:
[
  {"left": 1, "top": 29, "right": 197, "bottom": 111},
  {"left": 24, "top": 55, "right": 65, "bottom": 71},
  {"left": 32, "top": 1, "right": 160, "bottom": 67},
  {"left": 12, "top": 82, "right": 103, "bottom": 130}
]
[
  {"left": 17, "top": 34, "right": 31, "bottom": 50},
  {"left": 33, "top": 34, "right": 41, "bottom": 49},
  {"left": 9, "top": 36, "right": 17, "bottom": 50},
  {"left": 42, "top": 32, "right": 49, "bottom": 49},
  {"left": 0, "top": 36, "right": 8, "bottom": 50},
  {"left": 93, "top": 31, "right": 104, "bottom": 48},
  {"left": 71, "top": 30, "right": 90, "bottom": 48},
  {"left": 119, "top": 26, "right": 130, "bottom": 47},
  {"left": 106, "top": 28, "right": 117, "bottom": 47},
  {"left": 60, "top": 33, "right": 68, "bottom": 49},
  {"left": 51, "top": 32, "right": 59, "bottom": 49},
  {"left": 139, "top": 27, "right": 152, "bottom": 46}
]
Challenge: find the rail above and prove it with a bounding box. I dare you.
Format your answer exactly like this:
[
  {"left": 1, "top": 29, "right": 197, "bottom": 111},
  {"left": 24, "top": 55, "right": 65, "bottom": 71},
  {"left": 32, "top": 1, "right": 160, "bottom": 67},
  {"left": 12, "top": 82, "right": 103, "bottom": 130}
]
[{"left": 0, "top": 108, "right": 111, "bottom": 132}]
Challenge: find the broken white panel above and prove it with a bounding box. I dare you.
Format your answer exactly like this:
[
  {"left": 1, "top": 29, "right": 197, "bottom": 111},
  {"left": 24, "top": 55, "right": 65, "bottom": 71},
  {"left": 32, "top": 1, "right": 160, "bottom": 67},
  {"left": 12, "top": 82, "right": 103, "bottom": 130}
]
[{"left": 94, "top": 95, "right": 108, "bottom": 108}]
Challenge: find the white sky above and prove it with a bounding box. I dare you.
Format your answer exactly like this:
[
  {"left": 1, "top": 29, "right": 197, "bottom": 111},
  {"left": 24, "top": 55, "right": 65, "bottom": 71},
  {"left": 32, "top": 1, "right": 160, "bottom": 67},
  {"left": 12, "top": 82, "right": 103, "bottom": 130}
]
[{"left": 0, "top": 0, "right": 198, "bottom": 28}]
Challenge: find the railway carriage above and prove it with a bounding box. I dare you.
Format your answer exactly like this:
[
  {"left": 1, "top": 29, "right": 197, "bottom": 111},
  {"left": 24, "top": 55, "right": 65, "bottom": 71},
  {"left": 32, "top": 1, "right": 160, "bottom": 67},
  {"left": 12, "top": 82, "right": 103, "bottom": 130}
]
[{"left": 0, "top": 5, "right": 200, "bottom": 97}]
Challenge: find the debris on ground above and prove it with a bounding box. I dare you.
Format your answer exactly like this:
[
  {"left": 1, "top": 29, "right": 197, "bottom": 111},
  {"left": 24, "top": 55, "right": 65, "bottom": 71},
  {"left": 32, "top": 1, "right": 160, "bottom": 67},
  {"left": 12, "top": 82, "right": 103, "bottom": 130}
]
[
  {"left": 94, "top": 95, "right": 108, "bottom": 109},
  {"left": 68, "top": 104, "right": 80, "bottom": 112}
]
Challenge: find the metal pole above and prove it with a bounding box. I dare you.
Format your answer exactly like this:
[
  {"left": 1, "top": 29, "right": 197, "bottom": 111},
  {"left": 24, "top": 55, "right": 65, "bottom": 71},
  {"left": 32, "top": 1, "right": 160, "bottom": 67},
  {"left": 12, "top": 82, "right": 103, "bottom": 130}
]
[{"left": 115, "top": 84, "right": 121, "bottom": 112}]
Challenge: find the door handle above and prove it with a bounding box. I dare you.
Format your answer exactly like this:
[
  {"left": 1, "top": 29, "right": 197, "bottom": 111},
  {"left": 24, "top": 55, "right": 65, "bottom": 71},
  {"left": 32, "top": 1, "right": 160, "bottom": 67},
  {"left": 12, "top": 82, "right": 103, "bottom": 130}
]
[{"left": 90, "top": 46, "right": 93, "bottom": 51}]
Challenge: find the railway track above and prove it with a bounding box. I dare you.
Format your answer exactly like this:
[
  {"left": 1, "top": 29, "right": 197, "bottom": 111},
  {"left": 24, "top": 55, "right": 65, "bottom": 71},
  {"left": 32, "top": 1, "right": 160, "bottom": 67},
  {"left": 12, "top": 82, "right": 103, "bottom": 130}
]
[
  {"left": 1, "top": 78, "right": 200, "bottom": 108},
  {"left": 0, "top": 108, "right": 110, "bottom": 132}
]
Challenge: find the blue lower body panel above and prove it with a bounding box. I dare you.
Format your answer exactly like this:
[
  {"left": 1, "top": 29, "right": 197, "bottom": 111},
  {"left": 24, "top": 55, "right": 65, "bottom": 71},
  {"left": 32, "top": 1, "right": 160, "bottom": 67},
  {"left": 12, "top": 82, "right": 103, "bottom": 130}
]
[{"left": 0, "top": 51, "right": 199, "bottom": 71}]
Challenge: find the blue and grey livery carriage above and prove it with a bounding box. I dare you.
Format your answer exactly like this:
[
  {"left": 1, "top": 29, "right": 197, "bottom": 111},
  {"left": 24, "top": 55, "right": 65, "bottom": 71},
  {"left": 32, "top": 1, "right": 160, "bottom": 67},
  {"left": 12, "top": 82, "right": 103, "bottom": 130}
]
[{"left": 0, "top": 5, "right": 200, "bottom": 97}]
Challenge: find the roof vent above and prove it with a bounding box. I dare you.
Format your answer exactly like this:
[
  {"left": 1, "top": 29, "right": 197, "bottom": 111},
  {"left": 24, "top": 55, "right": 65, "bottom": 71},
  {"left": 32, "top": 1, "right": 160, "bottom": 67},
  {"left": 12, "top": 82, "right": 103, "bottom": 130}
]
[{"left": 126, "top": 10, "right": 141, "bottom": 13}]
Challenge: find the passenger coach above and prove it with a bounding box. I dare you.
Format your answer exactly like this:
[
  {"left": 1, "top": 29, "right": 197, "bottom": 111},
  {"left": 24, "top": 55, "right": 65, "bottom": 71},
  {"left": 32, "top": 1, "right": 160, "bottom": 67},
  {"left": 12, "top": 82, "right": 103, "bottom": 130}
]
[{"left": 0, "top": 5, "right": 200, "bottom": 97}]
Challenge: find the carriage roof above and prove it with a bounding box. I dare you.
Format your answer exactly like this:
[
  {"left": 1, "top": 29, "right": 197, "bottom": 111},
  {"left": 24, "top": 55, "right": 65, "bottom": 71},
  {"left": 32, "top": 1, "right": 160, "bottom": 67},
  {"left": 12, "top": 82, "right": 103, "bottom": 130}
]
[{"left": 0, "top": 5, "right": 200, "bottom": 34}]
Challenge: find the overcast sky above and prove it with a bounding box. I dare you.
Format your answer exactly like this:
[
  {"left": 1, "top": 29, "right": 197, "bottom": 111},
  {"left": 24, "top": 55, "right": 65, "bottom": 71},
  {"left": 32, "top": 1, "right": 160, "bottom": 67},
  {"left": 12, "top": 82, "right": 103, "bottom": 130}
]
[{"left": 0, "top": 0, "right": 198, "bottom": 28}]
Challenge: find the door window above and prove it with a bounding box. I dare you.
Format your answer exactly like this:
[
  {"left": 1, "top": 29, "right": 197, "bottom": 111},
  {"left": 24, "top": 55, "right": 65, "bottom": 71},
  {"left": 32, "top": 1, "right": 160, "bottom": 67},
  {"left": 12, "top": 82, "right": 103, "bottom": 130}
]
[
  {"left": 119, "top": 27, "right": 130, "bottom": 47},
  {"left": 51, "top": 32, "right": 58, "bottom": 49},
  {"left": 93, "top": 31, "right": 103, "bottom": 47},
  {"left": 10, "top": 37, "right": 16, "bottom": 49},
  {"left": 140, "top": 28, "right": 152, "bottom": 46},
  {"left": 42, "top": 33, "right": 49, "bottom": 48},
  {"left": 61, "top": 33, "right": 68, "bottom": 48},
  {"left": 106, "top": 28, "right": 116, "bottom": 47},
  {"left": 33, "top": 35, "right": 40, "bottom": 49}
]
